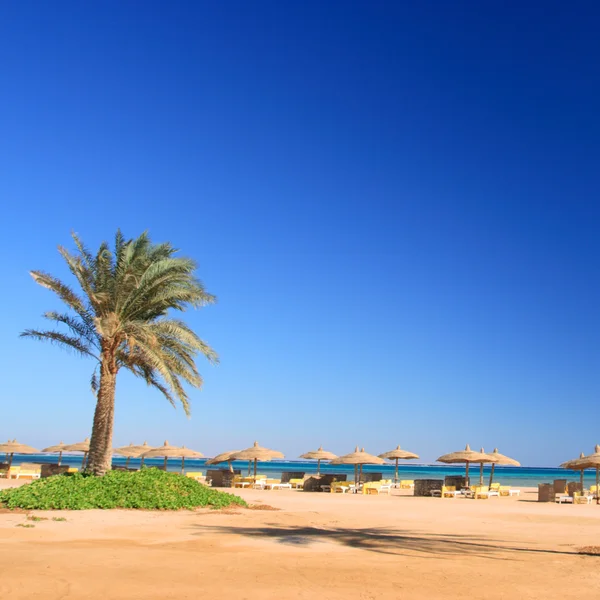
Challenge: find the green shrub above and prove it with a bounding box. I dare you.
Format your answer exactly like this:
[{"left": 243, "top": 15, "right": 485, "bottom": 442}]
[{"left": 0, "top": 468, "right": 247, "bottom": 511}]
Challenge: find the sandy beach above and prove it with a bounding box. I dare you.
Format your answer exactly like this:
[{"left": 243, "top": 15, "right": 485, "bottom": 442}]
[{"left": 1, "top": 480, "right": 599, "bottom": 599}]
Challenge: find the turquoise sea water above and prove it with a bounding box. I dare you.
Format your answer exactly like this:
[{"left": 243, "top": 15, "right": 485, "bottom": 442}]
[{"left": 7, "top": 454, "right": 595, "bottom": 487}]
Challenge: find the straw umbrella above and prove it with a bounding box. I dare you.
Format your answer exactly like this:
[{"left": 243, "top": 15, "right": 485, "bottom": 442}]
[
  {"left": 437, "top": 444, "right": 497, "bottom": 486},
  {"left": 299, "top": 446, "right": 338, "bottom": 476},
  {"left": 561, "top": 445, "right": 600, "bottom": 505},
  {"left": 0, "top": 440, "right": 40, "bottom": 473},
  {"left": 114, "top": 442, "right": 154, "bottom": 469},
  {"left": 330, "top": 446, "right": 385, "bottom": 488},
  {"left": 378, "top": 445, "right": 419, "bottom": 485},
  {"left": 42, "top": 441, "right": 69, "bottom": 466},
  {"left": 561, "top": 452, "right": 586, "bottom": 494},
  {"left": 63, "top": 438, "right": 91, "bottom": 469},
  {"left": 205, "top": 450, "right": 240, "bottom": 473},
  {"left": 230, "top": 442, "right": 284, "bottom": 482},
  {"left": 140, "top": 441, "right": 204, "bottom": 474},
  {"left": 487, "top": 448, "right": 520, "bottom": 487}
]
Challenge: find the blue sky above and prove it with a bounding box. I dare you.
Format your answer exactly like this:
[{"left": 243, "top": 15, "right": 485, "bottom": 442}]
[{"left": 1, "top": 2, "right": 599, "bottom": 466}]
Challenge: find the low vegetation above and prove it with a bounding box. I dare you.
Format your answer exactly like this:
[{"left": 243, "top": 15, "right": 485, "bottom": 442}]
[{"left": 0, "top": 469, "right": 247, "bottom": 511}]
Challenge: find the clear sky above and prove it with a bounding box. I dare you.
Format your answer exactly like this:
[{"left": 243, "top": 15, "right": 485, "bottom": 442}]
[{"left": 1, "top": 2, "right": 599, "bottom": 466}]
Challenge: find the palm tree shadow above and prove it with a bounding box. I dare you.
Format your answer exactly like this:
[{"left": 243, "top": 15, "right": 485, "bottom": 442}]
[{"left": 190, "top": 524, "right": 578, "bottom": 560}]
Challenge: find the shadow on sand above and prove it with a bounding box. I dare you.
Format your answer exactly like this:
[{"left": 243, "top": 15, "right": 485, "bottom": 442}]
[{"left": 190, "top": 523, "right": 580, "bottom": 560}]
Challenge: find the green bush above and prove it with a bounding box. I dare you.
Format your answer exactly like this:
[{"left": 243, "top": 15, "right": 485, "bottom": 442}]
[{"left": 0, "top": 468, "right": 247, "bottom": 510}]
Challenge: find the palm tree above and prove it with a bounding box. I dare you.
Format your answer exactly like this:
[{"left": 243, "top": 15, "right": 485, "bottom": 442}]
[{"left": 21, "top": 231, "right": 218, "bottom": 475}]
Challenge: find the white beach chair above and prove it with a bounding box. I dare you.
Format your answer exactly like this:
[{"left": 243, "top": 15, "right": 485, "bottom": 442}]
[{"left": 555, "top": 494, "right": 574, "bottom": 504}]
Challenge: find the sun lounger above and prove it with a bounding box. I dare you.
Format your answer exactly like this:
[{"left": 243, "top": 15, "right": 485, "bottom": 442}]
[
  {"left": 465, "top": 486, "right": 493, "bottom": 499},
  {"left": 289, "top": 478, "right": 304, "bottom": 489},
  {"left": 8, "top": 466, "right": 21, "bottom": 479},
  {"left": 574, "top": 494, "right": 594, "bottom": 505},
  {"left": 185, "top": 472, "right": 206, "bottom": 483},
  {"left": 555, "top": 494, "right": 574, "bottom": 504},
  {"left": 400, "top": 480, "right": 415, "bottom": 489},
  {"left": 362, "top": 482, "right": 391, "bottom": 495},
  {"left": 331, "top": 481, "right": 354, "bottom": 493},
  {"left": 432, "top": 485, "right": 462, "bottom": 498},
  {"left": 16, "top": 465, "right": 42, "bottom": 479}
]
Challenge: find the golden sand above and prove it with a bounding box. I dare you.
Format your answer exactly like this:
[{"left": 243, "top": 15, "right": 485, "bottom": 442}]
[{"left": 1, "top": 480, "right": 599, "bottom": 599}]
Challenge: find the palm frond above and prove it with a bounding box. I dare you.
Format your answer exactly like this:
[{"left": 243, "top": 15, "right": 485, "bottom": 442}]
[
  {"left": 20, "top": 329, "right": 99, "bottom": 360},
  {"left": 43, "top": 311, "right": 99, "bottom": 349}
]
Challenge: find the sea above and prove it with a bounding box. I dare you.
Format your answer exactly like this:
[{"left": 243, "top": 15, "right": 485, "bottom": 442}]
[{"left": 6, "top": 454, "right": 592, "bottom": 487}]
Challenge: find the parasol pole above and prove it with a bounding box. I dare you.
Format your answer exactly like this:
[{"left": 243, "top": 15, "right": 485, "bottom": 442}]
[
  {"left": 395, "top": 458, "right": 399, "bottom": 484},
  {"left": 488, "top": 463, "right": 496, "bottom": 488},
  {"left": 317, "top": 458, "right": 321, "bottom": 476},
  {"left": 465, "top": 461, "right": 470, "bottom": 487},
  {"left": 181, "top": 456, "right": 185, "bottom": 475}
]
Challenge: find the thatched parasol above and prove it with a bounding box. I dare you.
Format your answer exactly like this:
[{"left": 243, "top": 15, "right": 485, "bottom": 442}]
[
  {"left": 63, "top": 438, "right": 91, "bottom": 469},
  {"left": 42, "top": 441, "right": 69, "bottom": 466},
  {"left": 299, "top": 446, "right": 338, "bottom": 476},
  {"left": 487, "top": 448, "right": 520, "bottom": 487},
  {"left": 140, "top": 441, "right": 204, "bottom": 474},
  {"left": 378, "top": 445, "right": 419, "bottom": 484},
  {"left": 114, "top": 442, "right": 154, "bottom": 468},
  {"left": 0, "top": 440, "right": 40, "bottom": 472},
  {"left": 205, "top": 450, "right": 240, "bottom": 473},
  {"left": 230, "top": 442, "right": 284, "bottom": 481},
  {"left": 561, "top": 445, "right": 600, "bottom": 504},
  {"left": 561, "top": 452, "right": 587, "bottom": 494},
  {"left": 330, "top": 446, "right": 385, "bottom": 487},
  {"left": 437, "top": 444, "right": 497, "bottom": 486}
]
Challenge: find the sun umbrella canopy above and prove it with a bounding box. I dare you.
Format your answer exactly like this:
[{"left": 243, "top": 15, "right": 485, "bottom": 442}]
[
  {"left": 140, "top": 441, "right": 203, "bottom": 459},
  {"left": 42, "top": 441, "right": 69, "bottom": 453},
  {"left": 63, "top": 438, "right": 91, "bottom": 453},
  {"left": 0, "top": 440, "right": 40, "bottom": 454},
  {"left": 561, "top": 452, "right": 586, "bottom": 469},
  {"left": 437, "top": 444, "right": 496, "bottom": 464},
  {"left": 437, "top": 444, "right": 497, "bottom": 486},
  {"left": 378, "top": 445, "right": 419, "bottom": 461},
  {"left": 488, "top": 448, "right": 520, "bottom": 467},
  {"left": 114, "top": 442, "right": 154, "bottom": 458},
  {"left": 378, "top": 445, "right": 419, "bottom": 484},
  {"left": 231, "top": 442, "right": 284, "bottom": 461},
  {"left": 205, "top": 450, "right": 241, "bottom": 465},
  {"left": 299, "top": 446, "right": 338, "bottom": 476},
  {"left": 230, "top": 442, "right": 284, "bottom": 480},
  {"left": 562, "top": 445, "right": 600, "bottom": 470},
  {"left": 330, "top": 447, "right": 385, "bottom": 488},
  {"left": 330, "top": 447, "right": 385, "bottom": 466},
  {"left": 300, "top": 446, "right": 338, "bottom": 461}
]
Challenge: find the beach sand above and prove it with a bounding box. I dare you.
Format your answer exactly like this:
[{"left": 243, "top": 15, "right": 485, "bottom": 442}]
[{"left": 1, "top": 480, "right": 599, "bottom": 599}]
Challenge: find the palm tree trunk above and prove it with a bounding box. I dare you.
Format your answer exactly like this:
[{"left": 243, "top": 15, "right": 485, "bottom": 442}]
[{"left": 87, "top": 353, "right": 117, "bottom": 476}]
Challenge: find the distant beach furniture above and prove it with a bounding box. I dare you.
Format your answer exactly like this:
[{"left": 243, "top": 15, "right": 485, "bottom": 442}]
[
  {"left": 330, "top": 447, "right": 385, "bottom": 491},
  {"left": 141, "top": 441, "right": 203, "bottom": 474},
  {"left": 436, "top": 444, "right": 497, "bottom": 486},
  {"left": 114, "top": 442, "right": 154, "bottom": 469},
  {"left": 62, "top": 438, "right": 91, "bottom": 470},
  {"left": 0, "top": 439, "right": 40, "bottom": 475},
  {"left": 230, "top": 442, "right": 284, "bottom": 482},
  {"left": 299, "top": 446, "right": 337, "bottom": 476},
  {"left": 378, "top": 445, "right": 419, "bottom": 485}
]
